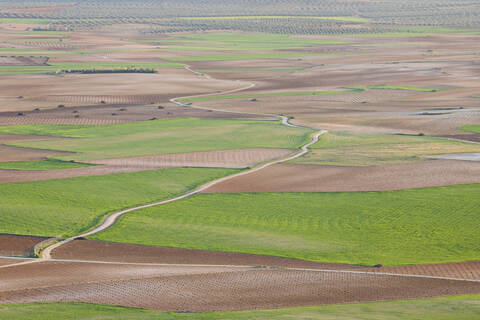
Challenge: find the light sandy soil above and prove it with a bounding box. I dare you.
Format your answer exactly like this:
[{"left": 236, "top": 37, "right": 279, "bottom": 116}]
[
  {"left": 89, "top": 148, "right": 293, "bottom": 169},
  {"left": 0, "top": 148, "right": 291, "bottom": 183},
  {"left": 203, "top": 161, "right": 480, "bottom": 193},
  {"left": 0, "top": 103, "right": 272, "bottom": 126},
  {"left": 0, "top": 68, "right": 250, "bottom": 112},
  {"left": 1, "top": 261, "right": 479, "bottom": 311},
  {"left": 361, "top": 261, "right": 480, "bottom": 281},
  {"left": 0, "top": 145, "right": 71, "bottom": 162},
  {"left": 0, "top": 234, "right": 47, "bottom": 257}
]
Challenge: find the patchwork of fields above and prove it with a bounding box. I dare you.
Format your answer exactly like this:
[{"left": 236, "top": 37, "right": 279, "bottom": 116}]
[{"left": 0, "top": 0, "right": 479, "bottom": 317}]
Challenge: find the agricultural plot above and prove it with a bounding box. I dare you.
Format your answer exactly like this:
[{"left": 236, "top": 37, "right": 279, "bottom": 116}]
[
  {"left": 2, "top": 295, "right": 480, "bottom": 320},
  {"left": 93, "top": 184, "right": 480, "bottom": 266},
  {"left": 0, "top": 118, "right": 311, "bottom": 161},
  {"left": 292, "top": 131, "right": 480, "bottom": 166},
  {"left": 0, "top": 168, "right": 236, "bottom": 237}
]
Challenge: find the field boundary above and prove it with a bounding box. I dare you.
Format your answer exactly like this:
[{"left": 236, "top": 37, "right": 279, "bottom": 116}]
[{"left": 36, "top": 66, "right": 323, "bottom": 260}]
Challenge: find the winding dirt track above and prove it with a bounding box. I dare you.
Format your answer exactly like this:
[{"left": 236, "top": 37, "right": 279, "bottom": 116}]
[
  {"left": 3, "top": 65, "right": 480, "bottom": 311},
  {"left": 40, "top": 66, "right": 324, "bottom": 260}
]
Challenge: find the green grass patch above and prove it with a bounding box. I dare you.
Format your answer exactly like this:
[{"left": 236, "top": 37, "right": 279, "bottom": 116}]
[
  {"left": 93, "top": 184, "right": 480, "bottom": 266},
  {"left": 0, "top": 159, "right": 92, "bottom": 171},
  {"left": 0, "top": 168, "right": 236, "bottom": 238},
  {"left": 1, "top": 118, "right": 311, "bottom": 161},
  {"left": 0, "top": 18, "right": 52, "bottom": 24},
  {"left": 3, "top": 294, "right": 480, "bottom": 319},
  {"left": 292, "top": 131, "right": 480, "bottom": 166},
  {"left": 179, "top": 89, "right": 362, "bottom": 102},
  {"left": 348, "top": 84, "right": 438, "bottom": 92},
  {"left": 461, "top": 125, "right": 480, "bottom": 134}
]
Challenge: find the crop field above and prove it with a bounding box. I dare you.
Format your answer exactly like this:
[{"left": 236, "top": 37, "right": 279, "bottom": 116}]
[
  {"left": 93, "top": 184, "right": 480, "bottom": 266},
  {"left": 0, "top": 159, "right": 91, "bottom": 171},
  {"left": 1, "top": 0, "right": 479, "bottom": 317},
  {"left": 2, "top": 295, "right": 480, "bottom": 320},
  {"left": 0, "top": 168, "right": 235, "bottom": 237},
  {"left": 0, "top": 118, "right": 311, "bottom": 161},
  {"left": 292, "top": 131, "right": 480, "bottom": 166}
]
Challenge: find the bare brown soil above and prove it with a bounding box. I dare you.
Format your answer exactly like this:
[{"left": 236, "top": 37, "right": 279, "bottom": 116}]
[
  {"left": 0, "top": 234, "right": 47, "bottom": 257},
  {"left": 0, "top": 56, "right": 48, "bottom": 66},
  {"left": 0, "top": 68, "right": 250, "bottom": 112},
  {"left": 52, "top": 239, "right": 363, "bottom": 270},
  {"left": 203, "top": 161, "right": 480, "bottom": 193},
  {"left": 0, "top": 103, "right": 271, "bottom": 126},
  {"left": 0, "top": 258, "right": 30, "bottom": 266},
  {"left": 0, "top": 260, "right": 479, "bottom": 311}
]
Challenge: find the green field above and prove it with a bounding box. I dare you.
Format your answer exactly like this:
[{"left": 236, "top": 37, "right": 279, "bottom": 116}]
[
  {"left": 292, "top": 131, "right": 480, "bottom": 166},
  {"left": 0, "top": 18, "right": 52, "bottom": 24},
  {"left": 0, "top": 159, "right": 91, "bottom": 171},
  {"left": 1, "top": 118, "right": 311, "bottom": 161},
  {"left": 347, "top": 84, "right": 438, "bottom": 92},
  {"left": 461, "top": 125, "right": 480, "bottom": 133},
  {"left": 179, "top": 89, "right": 361, "bottom": 102},
  {"left": 2, "top": 294, "right": 479, "bottom": 320},
  {"left": 0, "top": 168, "right": 235, "bottom": 238},
  {"left": 93, "top": 184, "right": 480, "bottom": 266}
]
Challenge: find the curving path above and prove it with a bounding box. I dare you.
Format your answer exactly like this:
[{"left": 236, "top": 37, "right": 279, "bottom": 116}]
[{"left": 39, "top": 66, "right": 324, "bottom": 260}]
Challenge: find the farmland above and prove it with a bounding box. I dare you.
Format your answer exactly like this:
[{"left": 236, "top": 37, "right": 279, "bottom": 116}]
[
  {"left": 2, "top": 294, "right": 480, "bottom": 320},
  {"left": 0, "top": 168, "right": 235, "bottom": 237},
  {"left": 93, "top": 184, "right": 480, "bottom": 266},
  {"left": 0, "top": 0, "right": 479, "bottom": 317},
  {"left": 292, "top": 131, "right": 480, "bottom": 166},
  {"left": 0, "top": 118, "right": 310, "bottom": 161}
]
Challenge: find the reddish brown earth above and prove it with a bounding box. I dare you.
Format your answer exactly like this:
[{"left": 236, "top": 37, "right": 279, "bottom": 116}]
[
  {"left": 203, "top": 161, "right": 480, "bottom": 193},
  {"left": 0, "top": 260, "right": 479, "bottom": 311},
  {"left": 0, "top": 234, "right": 47, "bottom": 257},
  {"left": 362, "top": 261, "right": 480, "bottom": 281},
  {"left": 52, "top": 239, "right": 364, "bottom": 270}
]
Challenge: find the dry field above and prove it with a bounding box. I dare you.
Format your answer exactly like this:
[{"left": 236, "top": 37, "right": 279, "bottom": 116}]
[
  {"left": 0, "top": 103, "right": 270, "bottom": 126},
  {"left": 0, "top": 69, "right": 250, "bottom": 112},
  {"left": 0, "top": 148, "right": 290, "bottom": 183},
  {"left": 203, "top": 161, "right": 480, "bottom": 193},
  {"left": 0, "top": 234, "right": 46, "bottom": 257},
  {"left": 0, "top": 259, "right": 479, "bottom": 312}
]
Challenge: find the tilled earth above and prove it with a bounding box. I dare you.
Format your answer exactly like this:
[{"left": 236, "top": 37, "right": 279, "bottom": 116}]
[{"left": 1, "top": 259, "right": 479, "bottom": 312}]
